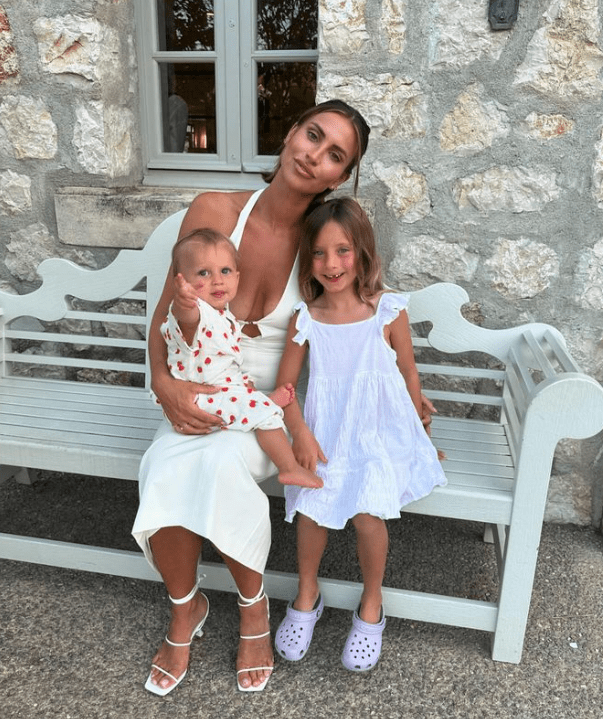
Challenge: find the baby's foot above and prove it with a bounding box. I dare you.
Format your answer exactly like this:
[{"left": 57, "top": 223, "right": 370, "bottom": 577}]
[
  {"left": 269, "top": 382, "right": 295, "bottom": 408},
  {"left": 279, "top": 467, "right": 323, "bottom": 489}
]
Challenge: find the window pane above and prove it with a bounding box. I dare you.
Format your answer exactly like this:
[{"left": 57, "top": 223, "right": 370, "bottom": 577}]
[
  {"left": 257, "top": 62, "right": 316, "bottom": 155},
  {"left": 160, "top": 63, "right": 216, "bottom": 153},
  {"left": 257, "top": 0, "right": 318, "bottom": 51},
  {"left": 157, "top": 0, "right": 214, "bottom": 51}
]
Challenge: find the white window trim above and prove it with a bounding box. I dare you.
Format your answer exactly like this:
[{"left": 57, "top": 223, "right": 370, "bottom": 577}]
[{"left": 134, "top": 0, "right": 318, "bottom": 188}]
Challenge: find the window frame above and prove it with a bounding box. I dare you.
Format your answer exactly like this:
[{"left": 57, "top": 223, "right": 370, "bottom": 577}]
[{"left": 134, "top": 0, "right": 318, "bottom": 186}]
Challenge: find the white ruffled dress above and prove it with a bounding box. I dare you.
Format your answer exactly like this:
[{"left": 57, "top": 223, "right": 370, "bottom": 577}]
[{"left": 284, "top": 292, "right": 447, "bottom": 529}]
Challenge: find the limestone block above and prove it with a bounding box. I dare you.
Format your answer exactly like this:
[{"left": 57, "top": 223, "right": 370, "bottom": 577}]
[
  {"left": 562, "top": 323, "right": 603, "bottom": 381},
  {"left": 440, "top": 85, "right": 509, "bottom": 155},
  {"left": 0, "top": 169, "right": 31, "bottom": 215},
  {"left": 514, "top": 0, "right": 603, "bottom": 101},
  {"left": 485, "top": 238, "right": 559, "bottom": 299},
  {"left": 0, "top": 6, "right": 19, "bottom": 84},
  {"left": 0, "top": 95, "right": 57, "bottom": 159},
  {"left": 592, "top": 126, "right": 603, "bottom": 207},
  {"left": 575, "top": 238, "right": 603, "bottom": 311},
  {"left": 431, "top": 0, "right": 510, "bottom": 68},
  {"left": 387, "top": 237, "right": 479, "bottom": 290},
  {"left": 34, "top": 15, "right": 121, "bottom": 86},
  {"left": 317, "top": 73, "right": 427, "bottom": 139},
  {"left": 320, "top": 0, "right": 369, "bottom": 54},
  {"left": 73, "top": 102, "right": 135, "bottom": 177},
  {"left": 373, "top": 161, "right": 431, "bottom": 223},
  {"left": 103, "top": 301, "right": 146, "bottom": 341},
  {"left": 452, "top": 166, "right": 560, "bottom": 213},
  {"left": 54, "top": 187, "right": 199, "bottom": 249},
  {"left": 380, "top": 0, "right": 407, "bottom": 55},
  {"left": 6, "top": 223, "right": 97, "bottom": 283},
  {"left": 520, "top": 111, "right": 575, "bottom": 139},
  {"left": 545, "top": 472, "right": 592, "bottom": 525}
]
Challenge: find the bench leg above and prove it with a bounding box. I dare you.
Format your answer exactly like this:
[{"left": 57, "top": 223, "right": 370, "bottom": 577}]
[
  {"left": 490, "top": 517, "right": 544, "bottom": 663},
  {"left": 0, "top": 465, "right": 37, "bottom": 486}
]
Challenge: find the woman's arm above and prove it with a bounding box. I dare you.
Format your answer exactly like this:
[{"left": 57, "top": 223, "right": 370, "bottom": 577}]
[{"left": 275, "top": 314, "right": 327, "bottom": 471}]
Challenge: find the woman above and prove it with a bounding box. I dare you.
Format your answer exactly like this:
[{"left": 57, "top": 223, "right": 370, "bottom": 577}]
[{"left": 132, "top": 100, "right": 372, "bottom": 694}]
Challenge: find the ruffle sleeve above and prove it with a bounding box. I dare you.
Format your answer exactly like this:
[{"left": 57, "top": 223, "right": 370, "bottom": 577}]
[
  {"left": 376, "top": 291, "right": 410, "bottom": 329},
  {"left": 292, "top": 301, "right": 311, "bottom": 346}
]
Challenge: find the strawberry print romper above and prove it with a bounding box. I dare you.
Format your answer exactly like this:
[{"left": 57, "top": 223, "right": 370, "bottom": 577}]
[{"left": 161, "top": 297, "right": 285, "bottom": 432}]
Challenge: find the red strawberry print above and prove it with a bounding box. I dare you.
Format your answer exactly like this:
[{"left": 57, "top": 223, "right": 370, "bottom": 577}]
[
  {"left": 230, "top": 396, "right": 238, "bottom": 402},
  {"left": 207, "top": 397, "right": 214, "bottom": 404},
  {"left": 216, "top": 410, "right": 222, "bottom": 415},
  {"left": 247, "top": 387, "right": 253, "bottom": 394},
  {"left": 197, "top": 367, "right": 202, "bottom": 373},
  {"left": 242, "top": 418, "right": 248, "bottom": 425},
  {"left": 226, "top": 377, "right": 231, "bottom": 383},
  {"left": 177, "top": 361, "right": 184, "bottom": 371},
  {"left": 205, "top": 330, "right": 212, "bottom": 338},
  {"left": 204, "top": 357, "right": 211, "bottom": 364},
  {"left": 250, "top": 400, "right": 257, "bottom": 407},
  {"left": 263, "top": 401, "right": 270, "bottom": 406}
]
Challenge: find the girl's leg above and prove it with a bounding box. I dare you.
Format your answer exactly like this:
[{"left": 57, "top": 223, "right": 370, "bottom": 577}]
[
  {"left": 352, "top": 514, "right": 389, "bottom": 624},
  {"left": 294, "top": 513, "right": 328, "bottom": 610},
  {"left": 220, "top": 554, "right": 273, "bottom": 690},
  {"left": 147, "top": 526, "right": 208, "bottom": 692}
]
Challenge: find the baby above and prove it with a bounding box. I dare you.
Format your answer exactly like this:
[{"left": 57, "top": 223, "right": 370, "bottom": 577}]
[{"left": 161, "top": 227, "right": 322, "bottom": 490}]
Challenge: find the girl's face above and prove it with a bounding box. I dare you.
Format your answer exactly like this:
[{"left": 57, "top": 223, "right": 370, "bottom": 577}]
[
  {"left": 281, "top": 112, "right": 358, "bottom": 195},
  {"left": 179, "top": 242, "right": 240, "bottom": 311},
  {"left": 311, "top": 221, "right": 358, "bottom": 296}
]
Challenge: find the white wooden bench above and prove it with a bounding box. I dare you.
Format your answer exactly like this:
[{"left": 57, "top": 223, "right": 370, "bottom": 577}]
[{"left": 1, "top": 209, "right": 603, "bottom": 664}]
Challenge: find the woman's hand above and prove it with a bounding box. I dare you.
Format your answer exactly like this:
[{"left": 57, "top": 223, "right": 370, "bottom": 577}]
[
  {"left": 291, "top": 425, "right": 327, "bottom": 472},
  {"left": 154, "top": 375, "right": 224, "bottom": 434}
]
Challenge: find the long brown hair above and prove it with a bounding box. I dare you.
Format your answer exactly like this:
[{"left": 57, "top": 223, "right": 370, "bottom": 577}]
[
  {"left": 261, "top": 99, "right": 370, "bottom": 207},
  {"left": 299, "top": 197, "right": 383, "bottom": 304}
]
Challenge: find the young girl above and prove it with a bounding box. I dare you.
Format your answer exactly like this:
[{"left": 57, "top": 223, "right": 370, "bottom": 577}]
[
  {"left": 162, "top": 228, "right": 322, "bottom": 491},
  {"left": 273, "top": 198, "right": 447, "bottom": 671}
]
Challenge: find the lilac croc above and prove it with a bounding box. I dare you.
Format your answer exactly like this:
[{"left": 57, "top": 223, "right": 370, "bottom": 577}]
[
  {"left": 341, "top": 609, "right": 386, "bottom": 672},
  {"left": 274, "top": 594, "right": 324, "bottom": 661}
]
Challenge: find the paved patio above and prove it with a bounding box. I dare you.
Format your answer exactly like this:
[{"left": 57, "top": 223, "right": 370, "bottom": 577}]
[{"left": 1, "top": 472, "right": 602, "bottom": 718}]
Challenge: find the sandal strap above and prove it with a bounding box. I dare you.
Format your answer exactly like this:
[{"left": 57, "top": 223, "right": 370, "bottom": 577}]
[
  {"left": 168, "top": 582, "right": 198, "bottom": 605},
  {"left": 236, "top": 666, "right": 273, "bottom": 675},
  {"left": 165, "top": 634, "right": 193, "bottom": 648},
  {"left": 150, "top": 663, "right": 179, "bottom": 684},
  {"left": 237, "top": 582, "right": 266, "bottom": 608},
  {"left": 239, "top": 629, "right": 270, "bottom": 641}
]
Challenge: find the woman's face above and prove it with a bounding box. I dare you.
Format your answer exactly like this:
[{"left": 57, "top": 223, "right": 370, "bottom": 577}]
[{"left": 281, "top": 111, "right": 358, "bottom": 195}]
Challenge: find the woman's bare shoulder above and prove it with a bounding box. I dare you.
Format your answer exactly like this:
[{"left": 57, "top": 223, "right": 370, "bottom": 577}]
[{"left": 178, "top": 190, "right": 256, "bottom": 238}]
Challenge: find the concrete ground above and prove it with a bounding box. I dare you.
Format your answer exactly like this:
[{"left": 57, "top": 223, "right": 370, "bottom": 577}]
[{"left": 1, "top": 471, "right": 602, "bottom": 719}]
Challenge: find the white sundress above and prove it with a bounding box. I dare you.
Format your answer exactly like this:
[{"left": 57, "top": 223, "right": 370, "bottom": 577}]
[
  {"left": 284, "top": 292, "right": 447, "bottom": 530},
  {"left": 133, "top": 188, "right": 304, "bottom": 575}
]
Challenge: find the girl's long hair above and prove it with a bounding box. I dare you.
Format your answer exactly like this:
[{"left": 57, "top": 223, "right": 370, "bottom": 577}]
[
  {"left": 299, "top": 197, "right": 383, "bottom": 304},
  {"left": 261, "top": 99, "right": 370, "bottom": 211}
]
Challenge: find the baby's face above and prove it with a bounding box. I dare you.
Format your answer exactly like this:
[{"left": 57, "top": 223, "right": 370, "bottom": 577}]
[{"left": 180, "top": 242, "right": 240, "bottom": 311}]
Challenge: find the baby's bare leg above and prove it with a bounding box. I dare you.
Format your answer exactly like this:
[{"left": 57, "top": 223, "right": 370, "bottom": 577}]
[
  {"left": 268, "top": 383, "right": 295, "bottom": 409},
  {"left": 256, "top": 428, "right": 323, "bottom": 489}
]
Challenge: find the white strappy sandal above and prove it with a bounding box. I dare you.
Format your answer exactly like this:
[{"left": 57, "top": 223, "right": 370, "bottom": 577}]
[
  {"left": 236, "top": 583, "right": 274, "bottom": 692},
  {"left": 145, "top": 582, "right": 209, "bottom": 697}
]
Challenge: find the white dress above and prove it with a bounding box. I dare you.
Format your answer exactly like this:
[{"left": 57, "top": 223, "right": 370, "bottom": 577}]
[
  {"left": 133, "top": 188, "right": 302, "bottom": 575},
  {"left": 162, "top": 298, "right": 284, "bottom": 432},
  {"left": 284, "top": 293, "right": 447, "bottom": 530}
]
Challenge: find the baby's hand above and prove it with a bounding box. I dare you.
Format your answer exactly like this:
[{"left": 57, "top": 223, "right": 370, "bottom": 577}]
[{"left": 173, "top": 273, "right": 199, "bottom": 311}]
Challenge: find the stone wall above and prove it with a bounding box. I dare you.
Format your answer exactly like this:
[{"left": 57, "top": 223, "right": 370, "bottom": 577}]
[{"left": 0, "top": 0, "right": 602, "bottom": 525}]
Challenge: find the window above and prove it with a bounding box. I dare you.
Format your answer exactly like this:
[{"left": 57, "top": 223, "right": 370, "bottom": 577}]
[{"left": 134, "top": 0, "right": 318, "bottom": 183}]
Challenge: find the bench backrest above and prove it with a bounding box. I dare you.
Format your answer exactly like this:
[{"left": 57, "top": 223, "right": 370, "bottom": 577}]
[{"left": 0, "top": 210, "right": 591, "bottom": 445}]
